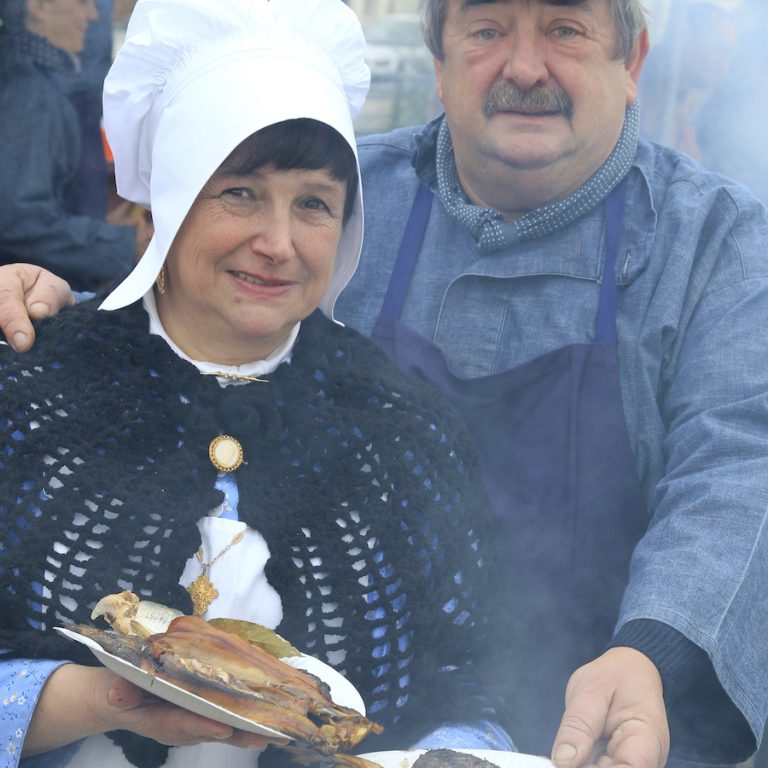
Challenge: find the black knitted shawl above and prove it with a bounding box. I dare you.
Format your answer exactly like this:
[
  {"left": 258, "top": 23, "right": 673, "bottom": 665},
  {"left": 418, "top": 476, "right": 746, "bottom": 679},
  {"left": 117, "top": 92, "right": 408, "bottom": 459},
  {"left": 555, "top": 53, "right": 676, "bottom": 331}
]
[{"left": 0, "top": 299, "right": 499, "bottom": 766}]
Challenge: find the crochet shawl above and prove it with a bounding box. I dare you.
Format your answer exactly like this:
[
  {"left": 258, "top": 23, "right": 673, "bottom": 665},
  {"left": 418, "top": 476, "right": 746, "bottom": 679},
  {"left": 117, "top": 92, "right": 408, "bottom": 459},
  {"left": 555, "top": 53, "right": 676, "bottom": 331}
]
[{"left": 0, "top": 299, "right": 498, "bottom": 765}]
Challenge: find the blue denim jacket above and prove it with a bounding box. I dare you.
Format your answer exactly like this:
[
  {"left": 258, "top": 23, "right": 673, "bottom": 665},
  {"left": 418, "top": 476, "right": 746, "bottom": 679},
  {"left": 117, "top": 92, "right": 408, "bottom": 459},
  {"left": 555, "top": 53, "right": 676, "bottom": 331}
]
[
  {"left": 336, "top": 119, "right": 768, "bottom": 760},
  {"left": 0, "top": 43, "right": 135, "bottom": 290}
]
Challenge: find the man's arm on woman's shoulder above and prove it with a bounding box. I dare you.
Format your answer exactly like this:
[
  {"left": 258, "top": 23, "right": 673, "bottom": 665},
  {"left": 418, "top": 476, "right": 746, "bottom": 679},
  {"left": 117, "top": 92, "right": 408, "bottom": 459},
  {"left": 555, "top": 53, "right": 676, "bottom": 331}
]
[{"left": 0, "top": 265, "right": 75, "bottom": 352}]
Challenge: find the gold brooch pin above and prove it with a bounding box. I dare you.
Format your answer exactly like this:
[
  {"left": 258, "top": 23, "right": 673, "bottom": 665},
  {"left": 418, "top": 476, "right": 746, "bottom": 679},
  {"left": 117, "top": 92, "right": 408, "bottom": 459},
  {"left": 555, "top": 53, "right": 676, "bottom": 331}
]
[{"left": 209, "top": 435, "right": 244, "bottom": 472}]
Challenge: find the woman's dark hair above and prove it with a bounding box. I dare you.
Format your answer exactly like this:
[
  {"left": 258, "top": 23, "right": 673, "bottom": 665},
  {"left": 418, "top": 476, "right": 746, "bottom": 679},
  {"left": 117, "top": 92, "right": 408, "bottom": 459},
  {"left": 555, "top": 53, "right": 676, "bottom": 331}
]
[{"left": 220, "top": 118, "right": 358, "bottom": 225}]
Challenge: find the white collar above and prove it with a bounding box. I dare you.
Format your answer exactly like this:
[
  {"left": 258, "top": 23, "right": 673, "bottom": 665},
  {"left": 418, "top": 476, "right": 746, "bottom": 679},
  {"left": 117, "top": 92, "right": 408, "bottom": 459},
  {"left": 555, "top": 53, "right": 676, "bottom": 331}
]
[{"left": 142, "top": 290, "right": 298, "bottom": 384}]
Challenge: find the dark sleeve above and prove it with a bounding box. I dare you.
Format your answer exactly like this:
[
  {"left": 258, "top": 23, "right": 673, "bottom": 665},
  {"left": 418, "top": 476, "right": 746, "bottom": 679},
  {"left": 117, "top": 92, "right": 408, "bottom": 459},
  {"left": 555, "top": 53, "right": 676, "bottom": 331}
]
[
  {"left": 609, "top": 619, "right": 754, "bottom": 762},
  {"left": 0, "top": 75, "right": 135, "bottom": 291}
]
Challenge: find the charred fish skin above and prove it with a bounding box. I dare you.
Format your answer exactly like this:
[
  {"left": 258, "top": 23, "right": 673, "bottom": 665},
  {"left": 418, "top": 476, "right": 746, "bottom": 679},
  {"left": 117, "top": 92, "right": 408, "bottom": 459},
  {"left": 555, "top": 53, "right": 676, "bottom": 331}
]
[
  {"left": 147, "top": 658, "right": 321, "bottom": 742},
  {"left": 140, "top": 644, "right": 381, "bottom": 752},
  {"left": 68, "top": 624, "right": 145, "bottom": 667},
  {"left": 141, "top": 616, "right": 383, "bottom": 753},
  {"left": 138, "top": 650, "right": 322, "bottom": 742},
  {"left": 142, "top": 643, "right": 322, "bottom": 716},
  {"left": 153, "top": 616, "right": 333, "bottom": 700}
]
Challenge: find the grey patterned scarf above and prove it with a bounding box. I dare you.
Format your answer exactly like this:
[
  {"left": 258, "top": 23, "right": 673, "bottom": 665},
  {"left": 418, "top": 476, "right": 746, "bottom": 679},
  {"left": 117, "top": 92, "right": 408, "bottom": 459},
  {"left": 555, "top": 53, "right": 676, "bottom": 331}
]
[{"left": 436, "top": 102, "right": 640, "bottom": 253}]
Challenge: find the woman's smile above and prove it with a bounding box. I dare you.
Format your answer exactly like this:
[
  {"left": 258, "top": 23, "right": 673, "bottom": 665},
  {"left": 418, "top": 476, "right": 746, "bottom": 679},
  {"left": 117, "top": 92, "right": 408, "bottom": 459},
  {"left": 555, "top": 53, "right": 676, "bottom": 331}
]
[
  {"left": 229, "top": 270, "right": 292, "bottom": 285},
  {"left": 228, "top": 269, "right": 296, "bottom": 292}
]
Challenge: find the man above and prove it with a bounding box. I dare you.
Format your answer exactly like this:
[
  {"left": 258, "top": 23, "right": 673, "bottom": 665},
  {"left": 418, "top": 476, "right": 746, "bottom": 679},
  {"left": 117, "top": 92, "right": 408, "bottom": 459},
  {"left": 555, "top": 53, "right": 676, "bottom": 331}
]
[
  {"left": 2, "top": 1, "right": 768, "bottom": 766},
  {"left": 0, "top": 0, "right": 150, "bottom": 290},
  {"left": 53, "top": 0, "right": 119, "bottom": 218}
]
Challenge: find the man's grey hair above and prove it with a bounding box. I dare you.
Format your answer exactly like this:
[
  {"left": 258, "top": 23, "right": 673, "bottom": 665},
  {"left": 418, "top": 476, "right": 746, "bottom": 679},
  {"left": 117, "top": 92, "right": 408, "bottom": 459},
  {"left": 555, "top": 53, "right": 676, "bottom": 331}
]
[{"left": 421, "top": 0, "right": 648, "bottom": 61}]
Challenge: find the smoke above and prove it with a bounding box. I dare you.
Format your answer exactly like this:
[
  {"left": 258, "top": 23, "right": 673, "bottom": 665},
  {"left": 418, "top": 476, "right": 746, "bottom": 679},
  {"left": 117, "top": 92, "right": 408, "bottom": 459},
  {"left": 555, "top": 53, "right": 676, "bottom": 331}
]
[{"left": 639, "top": 0, "right": 768, "bottom": 205}]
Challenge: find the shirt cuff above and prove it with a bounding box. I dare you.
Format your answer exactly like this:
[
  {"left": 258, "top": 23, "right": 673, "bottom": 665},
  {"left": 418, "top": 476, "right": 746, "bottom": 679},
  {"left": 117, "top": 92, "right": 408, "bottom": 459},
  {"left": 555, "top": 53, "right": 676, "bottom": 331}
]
[
  {"left": 607, "top": 619, "right": 710, "bottom": 702},
  {"left": 1, "top": 658, "right": 79, "bottom": 768}
]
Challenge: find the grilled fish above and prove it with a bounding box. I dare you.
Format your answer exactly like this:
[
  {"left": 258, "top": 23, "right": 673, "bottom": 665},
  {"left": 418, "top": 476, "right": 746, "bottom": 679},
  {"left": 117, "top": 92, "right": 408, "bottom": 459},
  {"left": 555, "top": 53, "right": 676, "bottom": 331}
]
[{"left": 68, "top": 592, "right": 383, "bottom": 767}]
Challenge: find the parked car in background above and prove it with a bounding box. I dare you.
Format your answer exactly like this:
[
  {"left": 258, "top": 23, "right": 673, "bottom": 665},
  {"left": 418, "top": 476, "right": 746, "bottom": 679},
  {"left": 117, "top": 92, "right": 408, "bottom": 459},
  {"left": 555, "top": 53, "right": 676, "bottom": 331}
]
[{"left": 355, "top": 13, "right": 439, "bottom": 135}]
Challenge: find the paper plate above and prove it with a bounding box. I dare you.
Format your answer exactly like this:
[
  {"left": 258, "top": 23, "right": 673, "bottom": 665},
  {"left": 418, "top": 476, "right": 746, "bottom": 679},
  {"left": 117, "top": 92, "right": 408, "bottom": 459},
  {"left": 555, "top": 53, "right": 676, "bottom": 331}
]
[
  {"left": 55, "top": 625, "right": 365, "bottom": 738},
  {"left": 356, "top": 750, "right": 554, "bottom": 768}
]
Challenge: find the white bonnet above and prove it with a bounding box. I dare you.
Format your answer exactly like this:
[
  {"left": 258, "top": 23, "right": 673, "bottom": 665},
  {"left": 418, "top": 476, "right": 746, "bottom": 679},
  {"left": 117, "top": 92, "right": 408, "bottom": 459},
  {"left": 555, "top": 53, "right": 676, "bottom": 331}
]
[{"left": 100, "top": 0, "right": 370, "bottom": 318}]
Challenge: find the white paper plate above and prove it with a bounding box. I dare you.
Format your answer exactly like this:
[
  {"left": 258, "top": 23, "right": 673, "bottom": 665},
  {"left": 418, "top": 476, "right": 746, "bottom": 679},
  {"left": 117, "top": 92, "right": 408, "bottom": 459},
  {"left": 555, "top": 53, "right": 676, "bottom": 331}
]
[
  {"left": 356, "top": 750, "right": 554, "bottom": 768},
  {"left": 55, "top": 626, "right": 365, "bottom": 738}
]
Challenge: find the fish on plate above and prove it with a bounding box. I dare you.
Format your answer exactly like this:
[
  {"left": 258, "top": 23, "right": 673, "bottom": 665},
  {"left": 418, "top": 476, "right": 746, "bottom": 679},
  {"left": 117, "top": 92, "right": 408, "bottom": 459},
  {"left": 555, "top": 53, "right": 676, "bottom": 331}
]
[{"left": 64, "top": 591, "right": 384, "bottom": 768}]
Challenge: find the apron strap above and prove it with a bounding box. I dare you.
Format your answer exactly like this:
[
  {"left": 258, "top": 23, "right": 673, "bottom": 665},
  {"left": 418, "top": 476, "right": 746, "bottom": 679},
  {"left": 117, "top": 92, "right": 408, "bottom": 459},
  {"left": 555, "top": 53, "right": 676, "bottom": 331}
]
[
  {"left": 594, "top": 178, "right": 629, "bottom": 345},
  {"left": 379, "top": 182, "right": 433, "bottom": 320}
]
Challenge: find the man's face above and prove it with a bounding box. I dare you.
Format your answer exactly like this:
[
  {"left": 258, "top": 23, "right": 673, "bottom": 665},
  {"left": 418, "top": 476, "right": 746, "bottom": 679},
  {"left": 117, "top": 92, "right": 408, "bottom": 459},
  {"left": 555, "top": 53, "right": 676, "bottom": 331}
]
[
  {"left": 434, "top": 0, "right": 648, "bottom": 211},
  {"left": 26, "top": 0, "right": 98, "bottom": 55}
]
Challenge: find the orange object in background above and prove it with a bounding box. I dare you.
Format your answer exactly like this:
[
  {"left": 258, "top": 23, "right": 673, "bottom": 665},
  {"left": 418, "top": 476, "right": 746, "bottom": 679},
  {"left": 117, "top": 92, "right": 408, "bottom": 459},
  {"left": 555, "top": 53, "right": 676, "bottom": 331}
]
[
  {"left": 101, "top": 124, "right": 114, "bottom": 165},
  {"left": 101, "top": 122, "right": 148, "bottom": 227}
]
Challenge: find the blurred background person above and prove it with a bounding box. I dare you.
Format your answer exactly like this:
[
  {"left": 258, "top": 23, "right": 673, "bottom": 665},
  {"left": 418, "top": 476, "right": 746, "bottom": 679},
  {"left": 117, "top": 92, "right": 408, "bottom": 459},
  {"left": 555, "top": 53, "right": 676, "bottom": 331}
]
[
  {"left": 52, "top": 0, "right": 136, "bottom": 219},
  {"left": 0, "top": 0, "right": 150, "bottom": 291},
  {"left": 694, "top": 0, "right": 768, "bottom": 205},
  {"left": 640, "top": 0, "right": 740, "bottom": 162},
  {"left": 640, "top": 0, "right": 768, "bottom": 205}
]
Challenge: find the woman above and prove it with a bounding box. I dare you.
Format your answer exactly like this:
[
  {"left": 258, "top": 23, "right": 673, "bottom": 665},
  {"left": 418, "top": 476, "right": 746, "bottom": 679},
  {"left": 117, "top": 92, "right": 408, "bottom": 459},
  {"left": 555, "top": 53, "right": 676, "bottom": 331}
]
[
  {"left": 0, "top": 1, "right": 508, "bottom": 766},
  {"left": 0, "top": 0, "right": 150, "bottom": 290}
]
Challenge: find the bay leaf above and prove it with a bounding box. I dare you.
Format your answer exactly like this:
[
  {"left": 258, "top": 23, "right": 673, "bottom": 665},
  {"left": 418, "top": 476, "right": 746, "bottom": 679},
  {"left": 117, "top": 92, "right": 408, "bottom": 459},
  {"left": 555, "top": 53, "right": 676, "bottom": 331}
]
[{"left": 209, "top": 618, "right": 301, "bottom": 658}]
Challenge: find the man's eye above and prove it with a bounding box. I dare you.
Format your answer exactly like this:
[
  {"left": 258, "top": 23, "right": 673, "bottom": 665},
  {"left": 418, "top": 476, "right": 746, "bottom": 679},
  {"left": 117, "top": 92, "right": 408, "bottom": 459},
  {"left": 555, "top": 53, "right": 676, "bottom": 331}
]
[
  {"left": 473, "top": 28, "right": 499, "bottom": 41},
  {"left": 477, "top": 29, "right": 499, "bottom": 40},
  {"left": 551, "top": 26, "right": 580, "bottom": 39}
]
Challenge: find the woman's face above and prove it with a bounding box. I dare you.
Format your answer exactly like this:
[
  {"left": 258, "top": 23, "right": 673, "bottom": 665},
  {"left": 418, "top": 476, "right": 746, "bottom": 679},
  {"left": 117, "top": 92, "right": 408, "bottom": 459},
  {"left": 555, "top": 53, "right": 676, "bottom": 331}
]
[{"left": 156, "top": 164, "right": 347, "bottom": 365}]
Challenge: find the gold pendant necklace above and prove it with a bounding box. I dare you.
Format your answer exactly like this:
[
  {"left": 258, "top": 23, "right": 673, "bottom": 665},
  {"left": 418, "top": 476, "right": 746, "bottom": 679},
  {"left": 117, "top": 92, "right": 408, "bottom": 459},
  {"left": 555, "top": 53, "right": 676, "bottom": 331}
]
[{"left": 186, "top": 528, "right": 246, "bottom": 615}]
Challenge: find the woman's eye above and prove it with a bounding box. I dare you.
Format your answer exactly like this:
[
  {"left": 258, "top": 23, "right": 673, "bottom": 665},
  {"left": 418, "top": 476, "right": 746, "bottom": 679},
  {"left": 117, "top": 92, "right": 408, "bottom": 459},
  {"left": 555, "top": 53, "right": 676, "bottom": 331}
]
[
  {"left": 303, "top": 196, "right": 332, "bottom": 214},
  {"left": 221, "top": 187, "right": 252, "bottom": 200}
]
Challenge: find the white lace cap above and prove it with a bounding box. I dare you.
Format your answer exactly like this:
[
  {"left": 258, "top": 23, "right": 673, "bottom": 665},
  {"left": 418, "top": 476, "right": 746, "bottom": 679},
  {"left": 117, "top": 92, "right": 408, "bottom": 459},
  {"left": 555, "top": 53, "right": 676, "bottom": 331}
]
[{"left": 99, "top": 0, "right": 370, "bottom": 319}]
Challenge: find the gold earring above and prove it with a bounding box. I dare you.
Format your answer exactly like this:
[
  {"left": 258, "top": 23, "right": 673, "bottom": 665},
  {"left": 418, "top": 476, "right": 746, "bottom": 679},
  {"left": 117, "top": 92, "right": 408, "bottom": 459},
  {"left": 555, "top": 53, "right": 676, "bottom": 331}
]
[{"left": 155, "top": 265, "right": 166, "bottom": 294}]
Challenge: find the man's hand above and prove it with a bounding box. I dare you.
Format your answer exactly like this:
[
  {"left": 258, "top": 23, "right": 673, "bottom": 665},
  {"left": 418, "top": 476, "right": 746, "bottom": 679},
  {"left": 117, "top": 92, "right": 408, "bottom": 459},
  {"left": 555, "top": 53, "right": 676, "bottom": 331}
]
[
  {"left": 551, "top": 648, "right": 670, "bottom": 768},
  {"left": 0, "top": 264, "right": 74, "bottom": 352}
]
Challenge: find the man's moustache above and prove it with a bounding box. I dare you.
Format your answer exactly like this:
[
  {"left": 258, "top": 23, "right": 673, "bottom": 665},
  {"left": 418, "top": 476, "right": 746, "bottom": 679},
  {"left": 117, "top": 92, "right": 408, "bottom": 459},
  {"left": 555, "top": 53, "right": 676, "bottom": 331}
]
[{"left": 484, "top": 83, "right": 573, "bottom": 118}]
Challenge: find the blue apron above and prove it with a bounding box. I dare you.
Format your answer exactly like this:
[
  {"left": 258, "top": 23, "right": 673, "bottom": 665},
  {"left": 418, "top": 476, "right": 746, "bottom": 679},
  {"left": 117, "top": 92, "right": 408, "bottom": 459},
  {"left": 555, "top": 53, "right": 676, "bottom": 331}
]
[{"left": 370, "top": 181, "right": 649, "bottom": 754}]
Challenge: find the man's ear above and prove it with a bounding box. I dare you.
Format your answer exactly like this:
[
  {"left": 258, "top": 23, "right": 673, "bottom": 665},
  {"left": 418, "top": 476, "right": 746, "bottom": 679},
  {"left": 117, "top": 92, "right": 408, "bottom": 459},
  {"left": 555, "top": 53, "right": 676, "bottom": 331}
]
[
  {"left": 625, "top": 26, "right": 650, "bottom": 106},
  {"left": 434, "top": 57, "right": 444, "bottom": 104}
]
